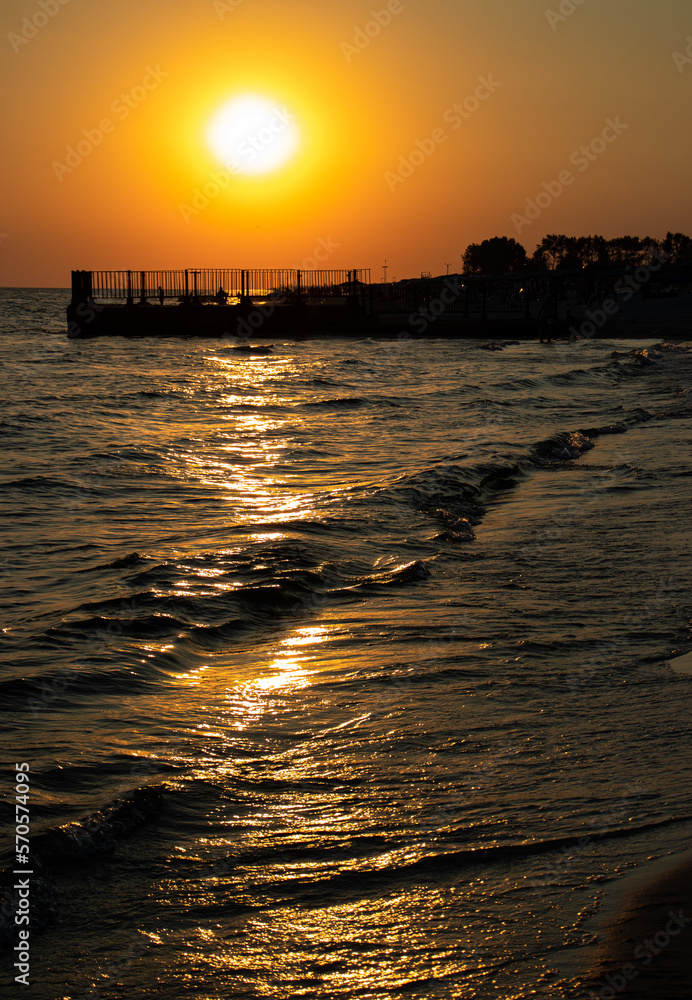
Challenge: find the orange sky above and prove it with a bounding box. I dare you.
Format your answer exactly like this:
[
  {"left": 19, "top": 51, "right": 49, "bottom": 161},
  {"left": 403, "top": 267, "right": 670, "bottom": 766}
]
[{"left": 1, "top": 0, "right": 691, "bottom": 285}]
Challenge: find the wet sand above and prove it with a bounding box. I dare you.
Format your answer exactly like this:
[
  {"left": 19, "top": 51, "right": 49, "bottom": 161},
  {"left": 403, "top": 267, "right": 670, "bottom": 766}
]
[{"left": 586, "top": 852, "right": 692, "bottom": 998}]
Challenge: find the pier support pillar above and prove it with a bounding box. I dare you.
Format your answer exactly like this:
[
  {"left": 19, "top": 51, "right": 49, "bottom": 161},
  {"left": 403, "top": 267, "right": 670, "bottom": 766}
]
[{"left": 70, "top": 270, "right": 92, "bottom": 307}]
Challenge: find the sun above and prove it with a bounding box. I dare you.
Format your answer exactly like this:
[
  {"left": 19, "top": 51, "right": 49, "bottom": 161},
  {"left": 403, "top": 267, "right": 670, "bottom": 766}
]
[{"left": 206, "top": 94, "right": 300, "bottom": 177}]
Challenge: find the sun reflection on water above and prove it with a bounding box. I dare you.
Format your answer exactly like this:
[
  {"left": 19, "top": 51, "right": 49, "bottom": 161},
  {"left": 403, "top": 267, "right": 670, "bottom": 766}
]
[
  {"left": 224, "top": 627, "right": 329, "bottom": 730},
  {"left": 212, "top": 889, "right": 498, "bottom": 996}
]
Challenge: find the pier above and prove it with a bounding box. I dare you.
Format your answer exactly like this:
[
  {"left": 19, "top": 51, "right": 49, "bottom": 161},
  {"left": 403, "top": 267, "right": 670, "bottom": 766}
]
[
  {"left": 66, "top": 267, "right": 542, "bottom": 339},
  {"left": 68, "top": 263, "right": 691, "bottom": 340},
  {"left": 67, "top": 268, "right": 375, "bottom": 338}
]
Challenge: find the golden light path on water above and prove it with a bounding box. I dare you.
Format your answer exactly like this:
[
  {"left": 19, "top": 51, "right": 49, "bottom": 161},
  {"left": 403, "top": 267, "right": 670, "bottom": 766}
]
[
  {"left": 159, "top": 614, "right": 522, "bottom": 995},
  {"left": 124, "top": 348, "right": 558, "bottom": 997},
  {"left": 159, "top": 351, "right": 390, "bottom": 526}
]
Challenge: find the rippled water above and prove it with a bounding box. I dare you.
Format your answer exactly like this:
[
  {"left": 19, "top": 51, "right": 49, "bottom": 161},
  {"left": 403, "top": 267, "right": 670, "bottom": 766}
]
[{"left": 2, "top": 289, "right": 692, "bottom": 999}]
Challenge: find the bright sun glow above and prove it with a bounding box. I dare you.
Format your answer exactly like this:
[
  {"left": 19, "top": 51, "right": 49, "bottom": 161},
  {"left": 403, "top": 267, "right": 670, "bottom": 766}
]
[{"left": 206, "top": 94, "right": 300, "bottom": 176}]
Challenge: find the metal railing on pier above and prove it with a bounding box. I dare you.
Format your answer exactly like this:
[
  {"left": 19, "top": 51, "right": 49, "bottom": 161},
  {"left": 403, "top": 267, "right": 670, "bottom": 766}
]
[
  {"left": 70, "top": 269, "right": 536, "bottom": 321},
  {"left": 74, "top": 269, "right": 371, "bottom": 305}
]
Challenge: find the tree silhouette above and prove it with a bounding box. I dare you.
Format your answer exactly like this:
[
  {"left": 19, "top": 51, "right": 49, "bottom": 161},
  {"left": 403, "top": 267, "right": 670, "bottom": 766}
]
[
  {"left": 462, "top": 237, "right": 527, "bottom": 274},
  {"left": 465, "top": 233, "right": 692, "bottom": 273},
  {"left": 662, "top": 231, "right": 692, "bottom": 264},
  {"left": 532, "top": 235, "right": 579, "bottom": 270},
  {"left": 577, "top": 235, "right": 610, "bottom": 266},
  {"left": 531, "top": 233, "right": 680, "bottom": 269},
  {"left": 533, "top": 234, "right": 611, "bottom": 269},
  {"left": 607, "top": 235, "right": 643, "bottom": 265}
]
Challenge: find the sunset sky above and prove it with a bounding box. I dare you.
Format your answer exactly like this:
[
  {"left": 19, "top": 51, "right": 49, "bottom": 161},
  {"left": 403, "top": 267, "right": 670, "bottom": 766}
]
[{"left": 1, "top": 0, "right": 691, "bottom": 286}]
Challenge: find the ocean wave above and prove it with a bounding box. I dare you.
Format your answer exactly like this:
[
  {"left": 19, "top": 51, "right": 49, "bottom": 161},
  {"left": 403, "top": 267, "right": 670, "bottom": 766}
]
[
  {"left": 532, "top": 430, "right": 594, "bottom": 463},
  {"left": 302, "top": 376, "right": 344, "bottom": 387},
  {"left": 31, "top": 785, "right": 165, "bottom": 862},
  {"left": 11, "top": 547, "right": 437, "bottom": 692},
  {"left": 393, "top": 408, "right": 659, "bottom": 542},
  {"left": 0, "top": 662, "right": 155, "bottom": 708},
  {"left": 268, "top": 814, "right": 692, "bottom": 904},
  {"left": 75, "top": 551, "right": 145, "bottom": 572},
  {"left": 0, "top": 475, "right": 76, "bottom": 492},
  {"left": 0, "top": 785, "right": 165, "bottom": 950},
  {"left": 302, "top": 396, "right": 367, "bottom": 408}
]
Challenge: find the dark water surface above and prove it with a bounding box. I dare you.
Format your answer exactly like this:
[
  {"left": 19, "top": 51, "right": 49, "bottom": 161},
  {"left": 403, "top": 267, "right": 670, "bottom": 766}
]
[{"left": 1, "top": 290, "right": 692, "bottom": 999}]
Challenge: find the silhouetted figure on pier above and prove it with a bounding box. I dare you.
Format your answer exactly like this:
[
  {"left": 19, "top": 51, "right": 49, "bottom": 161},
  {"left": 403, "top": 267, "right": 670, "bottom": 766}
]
[
  {"left": 216, "top": 287, "right": 228, "bottom": 306},
  {"left": 158, "top": 286, "right": 164, "bottom": 307}
]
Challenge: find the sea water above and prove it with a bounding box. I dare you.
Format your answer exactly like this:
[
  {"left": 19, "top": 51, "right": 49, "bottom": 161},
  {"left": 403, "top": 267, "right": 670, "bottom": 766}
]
[{"left": 1, "top": 289, "right": 691, "bottom": 999}]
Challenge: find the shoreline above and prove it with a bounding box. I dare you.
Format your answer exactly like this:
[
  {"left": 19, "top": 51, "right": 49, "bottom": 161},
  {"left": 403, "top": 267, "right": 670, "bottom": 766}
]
[{"left": 584, "top": 850, "right": 692, "bottom": 998}]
